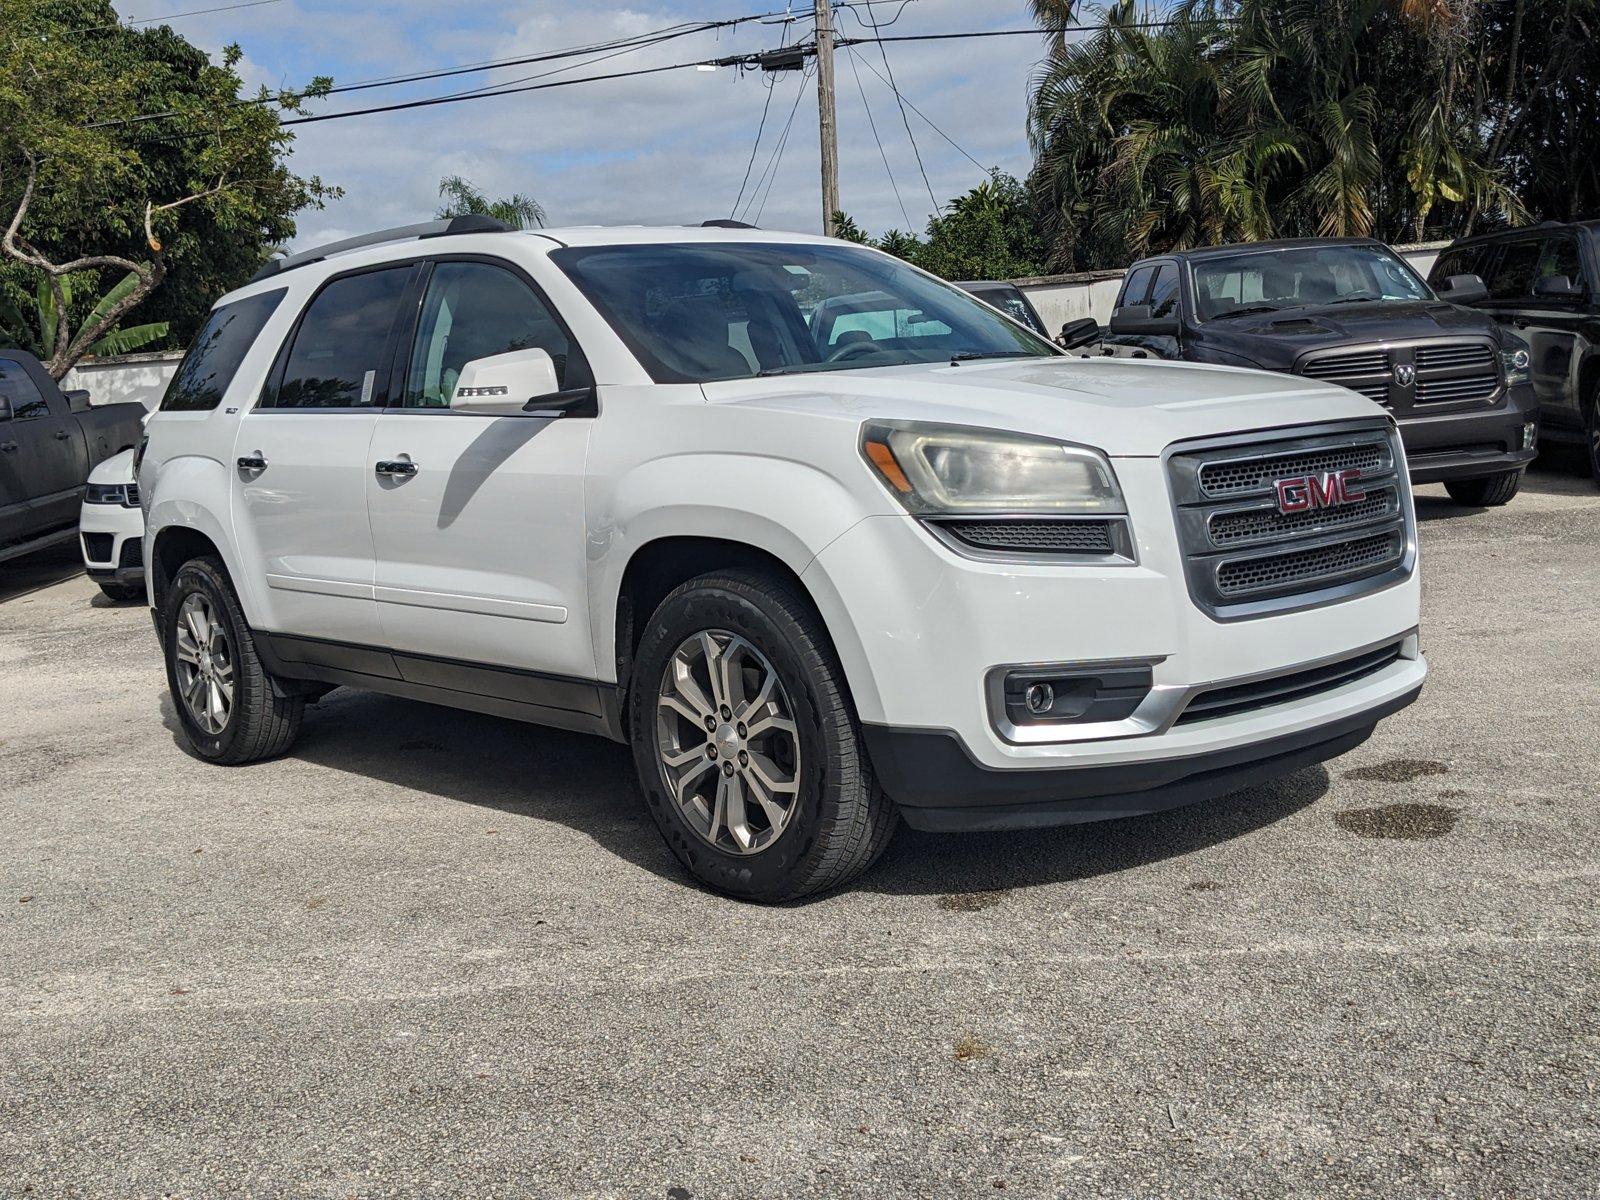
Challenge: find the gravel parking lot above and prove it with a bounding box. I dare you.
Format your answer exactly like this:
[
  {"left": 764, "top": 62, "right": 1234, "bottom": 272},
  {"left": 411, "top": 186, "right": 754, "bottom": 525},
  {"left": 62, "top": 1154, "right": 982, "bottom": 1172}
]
[{"left": 2, "top": 459, "right": 1597, "bottom": 1199}]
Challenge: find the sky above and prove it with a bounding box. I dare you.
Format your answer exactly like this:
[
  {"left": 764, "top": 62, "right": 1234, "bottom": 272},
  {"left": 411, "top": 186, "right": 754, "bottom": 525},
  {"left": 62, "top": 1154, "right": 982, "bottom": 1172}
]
[{"left": 110, "top": 0, "right": 1054, "bottom": 249}]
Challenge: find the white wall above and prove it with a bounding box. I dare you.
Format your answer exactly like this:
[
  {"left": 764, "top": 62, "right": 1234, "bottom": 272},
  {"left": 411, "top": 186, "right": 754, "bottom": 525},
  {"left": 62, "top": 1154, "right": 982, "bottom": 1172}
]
[
  {"left": 63, "top": 351, "right": 183, "bottom": 411},
  {"left": 1014, "top": 242, "right": 1451, "bottom": 334}
]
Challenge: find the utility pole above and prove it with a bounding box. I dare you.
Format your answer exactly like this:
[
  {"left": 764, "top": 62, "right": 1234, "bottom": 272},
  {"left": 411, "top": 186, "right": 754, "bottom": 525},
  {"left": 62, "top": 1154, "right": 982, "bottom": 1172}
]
[{"left": 814, "top": 0, "right": 840, "bottom": 236}]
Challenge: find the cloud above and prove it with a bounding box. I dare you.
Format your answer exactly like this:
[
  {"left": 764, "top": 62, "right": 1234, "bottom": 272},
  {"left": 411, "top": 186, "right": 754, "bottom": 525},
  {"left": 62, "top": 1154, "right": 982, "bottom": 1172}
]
[{"left": 117, "top": 0, "right": 1049, "bottom": 247}]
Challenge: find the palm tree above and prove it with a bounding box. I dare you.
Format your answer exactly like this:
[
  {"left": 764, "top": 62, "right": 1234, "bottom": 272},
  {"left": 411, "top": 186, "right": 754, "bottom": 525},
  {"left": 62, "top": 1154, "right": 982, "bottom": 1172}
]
[{"left": 436, "top": 175, "right": 546, "bottom": 230}]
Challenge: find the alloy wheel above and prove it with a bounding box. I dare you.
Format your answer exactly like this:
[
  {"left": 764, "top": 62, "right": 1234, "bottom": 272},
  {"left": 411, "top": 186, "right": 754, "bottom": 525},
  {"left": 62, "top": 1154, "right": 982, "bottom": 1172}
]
[
  {"left": 173, "top": 592, "right": 235, "bottom": 735},
  {"left": 655, "top": 629, "right": 802, "bottom": 856}
]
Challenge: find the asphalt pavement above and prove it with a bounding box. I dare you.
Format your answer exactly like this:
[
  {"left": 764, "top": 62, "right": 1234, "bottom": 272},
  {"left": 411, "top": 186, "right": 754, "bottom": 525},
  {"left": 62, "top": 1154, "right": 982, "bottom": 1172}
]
[{"left": 2, "top": 456, "right": 1597, "bottom": 1198}]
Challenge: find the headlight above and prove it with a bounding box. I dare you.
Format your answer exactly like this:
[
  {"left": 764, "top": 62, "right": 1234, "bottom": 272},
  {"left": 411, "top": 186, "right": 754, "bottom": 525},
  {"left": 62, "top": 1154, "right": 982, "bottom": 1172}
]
[
  {"left": 860, "top": 420, "right": 1125, "bottom": 515},
  {"left": 84, "top": 482, "right": 137, "bottom": 506},
  {"left": 1500, "top": 347, "right": 1531, "bottom": 386}
]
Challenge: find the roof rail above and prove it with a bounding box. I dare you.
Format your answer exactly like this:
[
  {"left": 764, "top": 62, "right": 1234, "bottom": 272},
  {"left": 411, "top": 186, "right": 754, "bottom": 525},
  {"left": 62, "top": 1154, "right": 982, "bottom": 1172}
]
[
  {"left": 699, "top": 219, "right": 759, "bottom": 230},
  {"left": 249, "top": 214, "right": 512, "bottom": 283}
]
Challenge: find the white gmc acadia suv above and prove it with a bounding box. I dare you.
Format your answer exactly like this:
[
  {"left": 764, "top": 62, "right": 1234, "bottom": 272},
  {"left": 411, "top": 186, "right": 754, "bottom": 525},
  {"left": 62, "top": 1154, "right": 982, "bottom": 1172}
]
[{"left": 139, "top": 218, "right": 1427, "bottom": 901}]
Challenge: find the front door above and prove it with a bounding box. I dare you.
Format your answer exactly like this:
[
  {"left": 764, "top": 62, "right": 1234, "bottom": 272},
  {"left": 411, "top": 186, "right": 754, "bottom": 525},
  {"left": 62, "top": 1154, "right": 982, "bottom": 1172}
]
[
  {"left": 0, "top": 355, "right": 86, "bottom": 542},
  {"left": 1482, "top": 236, "right": 1585, "bottom": 429},
  {"left": 367, "top": 258, "right": 597, "bottom": 680},
  {"left": 231, "top": 262, "right": 418, "bottom": 648}
]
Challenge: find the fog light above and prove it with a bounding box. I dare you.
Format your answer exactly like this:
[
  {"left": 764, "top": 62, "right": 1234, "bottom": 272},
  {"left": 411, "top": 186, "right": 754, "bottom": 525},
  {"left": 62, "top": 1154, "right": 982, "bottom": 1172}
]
[
  {"left": 1522, "top": 421, "right": 1538, "bottom": 451},
  {"left": 996, "top": 662, "right": 1155, "bottom": 730},
  {"left": 1024, "top": 682, "right": 1056, "bottom": 715}
]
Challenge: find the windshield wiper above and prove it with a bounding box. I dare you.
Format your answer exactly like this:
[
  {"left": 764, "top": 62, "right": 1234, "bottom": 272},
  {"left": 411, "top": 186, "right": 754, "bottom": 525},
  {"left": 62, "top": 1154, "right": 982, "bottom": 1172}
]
[
  {"left": 1327, "top": 295, "right": 1383, "bottom": 306},
  {"left": 947, "top": 351, "right": 1044, "bottom": 363}
]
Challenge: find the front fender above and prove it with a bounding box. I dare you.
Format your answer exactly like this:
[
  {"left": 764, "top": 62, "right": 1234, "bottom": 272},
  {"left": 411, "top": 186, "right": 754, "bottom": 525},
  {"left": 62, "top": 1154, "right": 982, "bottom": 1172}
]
[{"left": 588, "top": 452, "right": 883, "bottom": 719}]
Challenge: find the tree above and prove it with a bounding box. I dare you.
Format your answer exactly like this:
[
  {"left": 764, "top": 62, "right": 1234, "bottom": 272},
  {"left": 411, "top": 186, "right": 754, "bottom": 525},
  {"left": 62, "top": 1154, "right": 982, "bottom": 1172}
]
[
  {"left": 437, "top": 175, "right": 546, "bottom": 230},
  {"left": 0, "top": 270, "right": 169, "bottom": 359},
  {"left": 834, "top": 173, "right": 1046, "bottom": 280},
  {"left": 0, "top": 0, "right": 336, "bottom": 378}
]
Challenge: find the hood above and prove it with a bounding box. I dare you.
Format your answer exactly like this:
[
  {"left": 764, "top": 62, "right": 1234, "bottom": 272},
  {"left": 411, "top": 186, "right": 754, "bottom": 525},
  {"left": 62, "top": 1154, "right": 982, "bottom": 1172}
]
[
  {"left": 1196, "top": 300, "right": 1503, "bottom": 369},
  {"left": 701, "top": 356, "right": 1382, "bottom": 457},
  {"left": 86, "top": 446, "right": 137, "bottom": 485}
]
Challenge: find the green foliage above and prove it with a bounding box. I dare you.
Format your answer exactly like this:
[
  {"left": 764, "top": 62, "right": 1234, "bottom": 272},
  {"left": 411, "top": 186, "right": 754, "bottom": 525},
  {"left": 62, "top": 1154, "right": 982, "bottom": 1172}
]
[
  {"left": 0, "top": 0, "right": 337, "bottom": 376},
  {"left": 0, "top": 270, "right": 169, "bottom": 358},
  {"left": 437, "top": 175, "right": 546, "bottom": 230},
  {"left": 835, "top": 173, "right": 1047, "bottom": 281},
  {"left": 1028, "top": 0, "right": 1590, "bottom": 271}
]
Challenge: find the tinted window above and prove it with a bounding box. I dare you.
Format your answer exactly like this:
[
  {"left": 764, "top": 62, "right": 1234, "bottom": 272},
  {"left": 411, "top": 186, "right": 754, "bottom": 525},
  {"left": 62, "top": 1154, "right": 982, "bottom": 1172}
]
[
  {"left": 553, "top": 242, "right": 1056, "bottom": 384},
  {"left": 1192, "top": 244, "right": 1432, "bottom": 320},
  {"left": 0, "top": 358, "right": 49, "bottom": 419},
  {"left": 1118, "top": 265, "right": 1155, "bottom": 309},
  {"left": 1148, "top": 264, "right": 1180, "bottom": 318},
  {"left": 268, "top": 267, "right": 412, "bottom": 409},
  {"left": 1537, "top": 236, "right": 1583, "bottom": 291},
  {"left": 161, "top": 290, "right": 285, "bottom": 412},
  {"left": 1485, "top": 240, "right": 1541, "bottom": 300},
  {"left": 1429, "top": 245, "right": 1486, "bottom": 286},
  {"left": 403, "top": 262, "right": 585, "bottom": 408}
]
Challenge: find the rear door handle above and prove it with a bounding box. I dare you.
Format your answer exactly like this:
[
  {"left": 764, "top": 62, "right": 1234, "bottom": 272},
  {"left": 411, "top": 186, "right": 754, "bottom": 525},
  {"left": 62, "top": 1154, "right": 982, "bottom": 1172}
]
[
  {"left": 236, "top": 454, "right": 268, "bottom": 472},
  {"left": 0, "top": 441, "right": 17, "bottom": 452},
  {"left": 375, "top": 459, "right": 417, "bottom": 478}
]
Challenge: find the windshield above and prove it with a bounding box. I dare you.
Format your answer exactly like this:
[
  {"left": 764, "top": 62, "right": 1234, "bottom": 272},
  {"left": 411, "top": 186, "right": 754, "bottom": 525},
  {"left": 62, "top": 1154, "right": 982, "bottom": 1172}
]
[
  {"left": 1192, "top": 244, "right": 1434, "bottom": 321},
  {"left": 962, "top": 284, "right": 1048, "bottom": 335},
  {"left": 552, "top": 242, "right": 1058, "bottom": 383}
]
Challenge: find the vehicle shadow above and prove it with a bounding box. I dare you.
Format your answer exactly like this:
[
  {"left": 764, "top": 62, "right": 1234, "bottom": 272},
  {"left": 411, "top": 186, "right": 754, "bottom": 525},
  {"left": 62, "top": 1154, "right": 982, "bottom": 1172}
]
[
  {"left": 0, "top": 543, "right": 83, "bottom": 603},
  {"left": 1413, "top": 448, "right": 1594, "bottom": 523},
  {"left": 159, "top": 684, "right": 1327, "bottom": 900}
]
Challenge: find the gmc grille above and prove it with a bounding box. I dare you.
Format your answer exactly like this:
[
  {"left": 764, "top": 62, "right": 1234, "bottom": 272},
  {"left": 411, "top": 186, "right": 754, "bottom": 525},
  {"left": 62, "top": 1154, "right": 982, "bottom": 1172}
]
[
  {"left": 1168, "top": 423, "right": 1415, "bottom": 619},
  {"left": 937, "top": 517, "right": 1118, "bottom": 555}
]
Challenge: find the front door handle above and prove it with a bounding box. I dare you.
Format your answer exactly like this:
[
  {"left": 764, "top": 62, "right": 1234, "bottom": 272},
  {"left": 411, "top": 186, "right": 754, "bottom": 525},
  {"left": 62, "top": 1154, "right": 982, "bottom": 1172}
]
[
  {"left": 375, "top": 459, "right": 418, "bottom": 478},
  {"left": 236, "top": 454, "right": 268, "bottom": 472},
  {"left": 54, "top": 430, "right": 73, "bottom": 441},
  {"left": 0, "top": 441, "right": 17, "bottom": 452}
]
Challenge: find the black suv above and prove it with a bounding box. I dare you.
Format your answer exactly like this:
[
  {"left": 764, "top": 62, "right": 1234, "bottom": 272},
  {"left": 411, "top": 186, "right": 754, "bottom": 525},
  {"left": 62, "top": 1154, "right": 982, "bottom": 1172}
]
[
  {"left": 1426, "top": 220, "right": 1600, "bottom": 484},
  {"left": 1098, "top": 238, "right": 1539, "bottom": 506}
]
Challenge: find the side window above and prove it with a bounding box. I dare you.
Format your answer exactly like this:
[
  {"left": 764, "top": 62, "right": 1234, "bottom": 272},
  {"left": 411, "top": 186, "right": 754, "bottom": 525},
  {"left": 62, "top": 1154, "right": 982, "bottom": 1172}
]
[
  {"left": 161, "top": 290, "right": 285, "bottom": 412},
  {"left": 1536, "top": 237, "right": 1583, "bottom": 290},
  {"left": 0, "top": 359, "right": 50, "bottom": 419},
  {"left": 266, "top": 266, "right": 413, "bottom": 409},
  {"left": 403, "top": 261, "right": 587, "bottom": 408},
  {"left": 1147, "top": 264, "right": 1180, "bottom": 318},
  {"left": 1117, "top": 265, "right": 1155, "bottom": 310},
  {"left": 1429, "top": 246, "right": 1482, "bottom": 286},
  {"left": 1485, "top": 240, "right": 1541, "bottom": 301}
]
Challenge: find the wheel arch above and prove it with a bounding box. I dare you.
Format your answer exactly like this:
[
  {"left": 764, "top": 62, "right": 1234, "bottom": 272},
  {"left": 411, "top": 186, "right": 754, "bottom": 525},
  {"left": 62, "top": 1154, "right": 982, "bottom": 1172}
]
[{"left": 145, "top": 456, "right": 256, "bottom": 617}]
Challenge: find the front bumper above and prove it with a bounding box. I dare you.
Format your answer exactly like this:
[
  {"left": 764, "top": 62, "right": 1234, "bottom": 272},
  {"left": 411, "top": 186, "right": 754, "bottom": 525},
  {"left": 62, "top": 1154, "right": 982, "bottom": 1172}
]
[
  {"left": 1399, "top": 382, "right": 1538, "bottom": 484},
  {"left": 803, "top": 450, "right": 1425, "bottom": 829},
  {"left": 79, "top": 500, "right": 145, "bottom": 586}
]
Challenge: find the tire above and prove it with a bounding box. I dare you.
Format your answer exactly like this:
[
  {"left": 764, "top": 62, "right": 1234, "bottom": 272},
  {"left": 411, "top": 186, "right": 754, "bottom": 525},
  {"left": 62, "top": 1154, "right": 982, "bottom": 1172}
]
[
  {"left": 628, "top": 569, "right": 898, "bottom": 903},
  {"left": 96, "top": 581, "right": 143, "bottom": 603},
  {"left": 1585, "top": 389, "right": 1600, "bottom": 489},
  {"left": 161, "top": 555, "right": 304, "bottom": 765},
  {"left": 1443, "top": 470, "right": 1522, "bottom": 507}
]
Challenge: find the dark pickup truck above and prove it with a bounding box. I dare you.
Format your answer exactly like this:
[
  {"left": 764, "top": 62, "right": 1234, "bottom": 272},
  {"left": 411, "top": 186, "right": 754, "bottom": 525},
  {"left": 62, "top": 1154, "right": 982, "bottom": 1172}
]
[
  {"left": 0, "top": 349, "right": 146, "bottom": 565},
  {"left": 1096, "top": 237, "right": 1540, "bottom": 507}
]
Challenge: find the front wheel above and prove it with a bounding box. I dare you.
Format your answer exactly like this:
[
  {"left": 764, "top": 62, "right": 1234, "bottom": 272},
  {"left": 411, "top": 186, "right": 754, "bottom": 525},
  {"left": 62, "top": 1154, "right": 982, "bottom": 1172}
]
[
  {"left": 1444, "top": 470, "right": 1521, "bottom": 507},
  {"left": 161, "top": 556, "right": 304, "bottom": 764},
  {"left": 1586, "top": 392, "right": 1600, "bottom": 488},
  {"left": 628, "top": 570, "right": 897, "bottom": 902},
  {"left": 96, "top": 581, "right": 143, "bottom": 603}
]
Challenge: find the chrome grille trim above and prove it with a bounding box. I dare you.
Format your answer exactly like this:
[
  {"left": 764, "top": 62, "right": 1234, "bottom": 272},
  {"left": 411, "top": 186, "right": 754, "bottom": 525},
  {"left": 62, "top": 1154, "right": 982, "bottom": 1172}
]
[
  {"left": 1166, "top": 421, "right": 1416, "bottom": 621},
  {"left": 1295, "top": 337, "right": 1504, "bottom": 411}
]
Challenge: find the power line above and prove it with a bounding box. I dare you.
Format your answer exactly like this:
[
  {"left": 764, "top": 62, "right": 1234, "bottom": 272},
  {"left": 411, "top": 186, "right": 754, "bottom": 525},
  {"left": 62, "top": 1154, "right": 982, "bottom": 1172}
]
[
  {"left": 854, "top": 1, "right": 940, "bottom": 218},
  {"left": 744, "top": 67, "right": 813, "bottom": 226},
  {"left": 731, "top": 20, "right": 795, "bottom": 219},
  {"left": 848, "top": 48, "right": 986, "bottom": 173},
  {"left": 835, "top": 19, "right": 1236, "bottom": 48},
  {"left": 845, "top": 46, "right": 913, "bottom": 231}
]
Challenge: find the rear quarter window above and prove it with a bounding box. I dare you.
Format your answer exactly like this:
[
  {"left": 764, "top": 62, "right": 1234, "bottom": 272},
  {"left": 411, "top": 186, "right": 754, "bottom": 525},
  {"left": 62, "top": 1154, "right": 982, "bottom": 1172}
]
[{"left": 161, "top": 289, "right": 286, "bottom": 412}]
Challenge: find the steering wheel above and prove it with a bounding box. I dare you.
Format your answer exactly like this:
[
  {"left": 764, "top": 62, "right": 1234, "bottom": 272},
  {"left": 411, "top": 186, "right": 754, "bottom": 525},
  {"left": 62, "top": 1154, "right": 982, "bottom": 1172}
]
[{"left": 825, "top": 339, "right": 889, "bottom": 364}]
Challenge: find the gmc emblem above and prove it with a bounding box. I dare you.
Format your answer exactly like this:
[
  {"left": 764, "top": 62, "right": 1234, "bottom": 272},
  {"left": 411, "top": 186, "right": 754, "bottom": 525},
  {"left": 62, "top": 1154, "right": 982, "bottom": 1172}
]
[{"left": 1276, "top": 468, "right": 1366, "bottom": 515}]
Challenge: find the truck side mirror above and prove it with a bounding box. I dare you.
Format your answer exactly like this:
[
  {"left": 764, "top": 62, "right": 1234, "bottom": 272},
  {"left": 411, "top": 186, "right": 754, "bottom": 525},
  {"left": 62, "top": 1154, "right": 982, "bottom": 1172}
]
[
  {"left": 1108, "top": 305, "right": 1180, "bottom": 337},
  {"left": 1437, "top": 273, "right": 1488, "bottom": 305},
  {"left": 1533, "top": 274, "right": 1583, "bottom": 299},
  {"left": 64, "top": 388, "right": 93, "bottom": 413},
  {"left": 0, "top": 397, "right": 12, "bottom": 422},
  {"left": 1057, "top": 317, "right": 1101, "bottom": 349},
  {"left": 450, "top": 348, "right": 590, "bottom": 416}
]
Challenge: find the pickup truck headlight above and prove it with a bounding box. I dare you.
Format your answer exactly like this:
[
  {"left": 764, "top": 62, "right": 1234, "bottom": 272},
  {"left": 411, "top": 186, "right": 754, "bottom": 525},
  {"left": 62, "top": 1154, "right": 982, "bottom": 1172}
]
[
  {"left": 860, "top": 420, "right": 1125, "bottom": 515},
  {"left": 84, "top": 482, "right": 139, "bottom": 506},
  {"left": 1500, "top": 347, "right": 1531, "bottom": 386}
]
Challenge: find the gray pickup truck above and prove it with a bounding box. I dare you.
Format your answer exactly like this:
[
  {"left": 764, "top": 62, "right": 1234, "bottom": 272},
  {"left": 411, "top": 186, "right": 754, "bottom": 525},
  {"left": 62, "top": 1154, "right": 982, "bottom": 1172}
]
[{"left": 0, "top": 349, "right": 146, "bottom": 565}]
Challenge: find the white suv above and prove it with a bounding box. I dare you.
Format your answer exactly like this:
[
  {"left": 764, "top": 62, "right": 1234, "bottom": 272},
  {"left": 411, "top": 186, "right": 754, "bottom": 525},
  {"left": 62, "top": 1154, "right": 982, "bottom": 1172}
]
[{"left": 140, "top": 218, "right": 1426, "bottom": 901}]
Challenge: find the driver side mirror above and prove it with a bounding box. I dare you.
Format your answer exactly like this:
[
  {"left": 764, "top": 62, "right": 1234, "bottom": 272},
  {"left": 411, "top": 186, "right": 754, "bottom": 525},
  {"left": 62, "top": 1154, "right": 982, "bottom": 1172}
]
[
  {"left": 1533, "top": 274, "right": 1583, "bottom": 299},
  {"left": 1436, "top": 273, "right": 1488, "bottom": 305},
  {"left": 0, "top": 397, "right": 12, "bottom": 422},
  {"left": 1108, "top": 304, "right": 1180, "bottom": 337},
  {"left": 450, "top": 348, "right": 591, "bottom": 416},
  {"left": 1057, "top": 317, "right": 1101, "bottom": 349}
]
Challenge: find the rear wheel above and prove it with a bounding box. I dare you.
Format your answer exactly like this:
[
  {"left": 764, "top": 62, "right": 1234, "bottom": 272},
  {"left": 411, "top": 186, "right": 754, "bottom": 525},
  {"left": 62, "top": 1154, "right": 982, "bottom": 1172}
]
[
  {"left": 628, "top": 570, "right": 897, "bottom": 903},
  {"left": 1585, "top": 390, "right": 1600, "bottom": 488},
  {"left": 161, "top": 556, "right": 303, "bottom": 764},
  {"left": 1444, "top": 470, "right": 1521, "bottom": 507}
]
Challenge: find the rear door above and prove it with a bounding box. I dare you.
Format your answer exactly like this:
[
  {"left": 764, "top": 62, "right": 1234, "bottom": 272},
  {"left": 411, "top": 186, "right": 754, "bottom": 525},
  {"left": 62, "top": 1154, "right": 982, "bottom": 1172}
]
[
  {"left": 0, "top": 355, "right": 84, "bottom": 541},
  {"left": 232, "top": 263, "right": 418, "bottom": 648},
  {"left": 366, "top": 256, "right": 598, "bottom": 681}
]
